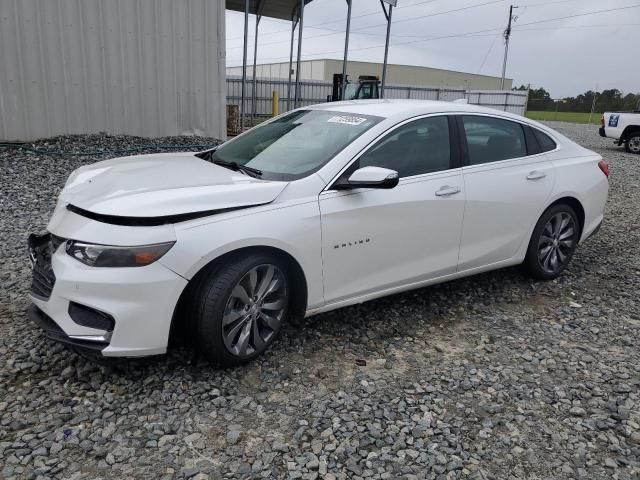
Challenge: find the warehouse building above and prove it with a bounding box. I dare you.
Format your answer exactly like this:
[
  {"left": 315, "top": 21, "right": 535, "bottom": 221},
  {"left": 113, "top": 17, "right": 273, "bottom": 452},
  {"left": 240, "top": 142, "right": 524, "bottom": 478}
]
[
  {"left": 0, "top": 0, "right": 227, "bottom": 140},
  {"left": 1, "top": 0, "right": 321, "bottom": 141},
  {"left": 226, "top": 58, "right": 512, "bottom": 91}
]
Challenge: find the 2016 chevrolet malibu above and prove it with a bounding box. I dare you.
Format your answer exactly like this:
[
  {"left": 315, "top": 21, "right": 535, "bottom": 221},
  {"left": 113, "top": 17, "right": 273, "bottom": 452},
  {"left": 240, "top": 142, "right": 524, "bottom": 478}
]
[{"left": 28, "top": 100, "right": 609, "bottom": 366}]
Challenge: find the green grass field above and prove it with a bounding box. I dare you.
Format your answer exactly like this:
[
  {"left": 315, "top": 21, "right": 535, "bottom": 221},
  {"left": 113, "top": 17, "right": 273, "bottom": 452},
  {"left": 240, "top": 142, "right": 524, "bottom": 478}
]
[{"left": 525, "top": 111, "right": 602, "bottom": 125}]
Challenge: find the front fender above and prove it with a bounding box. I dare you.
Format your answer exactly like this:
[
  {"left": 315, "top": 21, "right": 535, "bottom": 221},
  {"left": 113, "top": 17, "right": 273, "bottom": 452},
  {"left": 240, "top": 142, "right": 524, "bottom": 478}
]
[{"left": 158, "top": 200, "right": 324, "bottom": 310}]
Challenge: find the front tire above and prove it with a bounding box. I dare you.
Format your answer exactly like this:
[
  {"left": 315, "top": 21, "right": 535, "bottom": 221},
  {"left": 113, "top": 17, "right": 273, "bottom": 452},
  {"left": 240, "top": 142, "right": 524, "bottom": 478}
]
[
  {"left": 624, "top": 133, "right": 640, "bottom": 154},
  {"left": 524, "top": 204, "right": 580, "bottom": 280},
  {"left": 194, "top": 254, "right": 290, "bottom": 366}
]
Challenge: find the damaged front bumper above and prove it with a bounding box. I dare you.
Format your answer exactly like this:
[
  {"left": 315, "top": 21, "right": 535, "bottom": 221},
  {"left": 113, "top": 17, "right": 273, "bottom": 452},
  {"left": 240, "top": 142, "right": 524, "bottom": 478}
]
[{"left": 27, "top": 231, "right": 188, "bottom": 357}]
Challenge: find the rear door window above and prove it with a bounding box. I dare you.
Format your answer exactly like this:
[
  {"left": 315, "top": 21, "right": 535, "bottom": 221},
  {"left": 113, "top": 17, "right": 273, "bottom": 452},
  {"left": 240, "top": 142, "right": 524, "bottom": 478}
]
[{"left": 461, "top": 116, "right": 527, "bottom": 165}]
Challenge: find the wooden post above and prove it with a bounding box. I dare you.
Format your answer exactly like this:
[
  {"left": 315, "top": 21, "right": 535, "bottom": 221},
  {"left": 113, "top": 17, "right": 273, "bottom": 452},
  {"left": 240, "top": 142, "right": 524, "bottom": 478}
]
[{"left": 272, "top": 90, "right": 279, "bottom": 117}]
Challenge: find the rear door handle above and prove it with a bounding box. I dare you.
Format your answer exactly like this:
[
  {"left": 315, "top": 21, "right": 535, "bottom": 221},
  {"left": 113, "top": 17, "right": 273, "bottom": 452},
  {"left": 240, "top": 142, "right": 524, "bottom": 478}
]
[
  {"left": 435, "top": 185, "right": 461, "bottom": 197},
  {"left": 526, "top": 171, "right": 546, "bottom": 180}
]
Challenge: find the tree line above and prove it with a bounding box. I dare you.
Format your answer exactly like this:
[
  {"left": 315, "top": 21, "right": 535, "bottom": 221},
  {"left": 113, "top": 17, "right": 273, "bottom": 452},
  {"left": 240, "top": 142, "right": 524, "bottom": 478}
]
[{"left": 514, "top": 85, "right": 640, "bottom": 113}]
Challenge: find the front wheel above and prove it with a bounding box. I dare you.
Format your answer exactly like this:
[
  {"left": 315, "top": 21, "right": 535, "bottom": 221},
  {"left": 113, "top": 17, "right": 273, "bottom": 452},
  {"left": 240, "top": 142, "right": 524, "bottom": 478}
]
[
  {"left": 194, "top": 254, "right": 290, "bottom": 366},
  {"left": 624, "top": 133, "right": 640, "bottom": 154},
  {"left": 524, "top": 204, "right": 580, "bottom": 280}
]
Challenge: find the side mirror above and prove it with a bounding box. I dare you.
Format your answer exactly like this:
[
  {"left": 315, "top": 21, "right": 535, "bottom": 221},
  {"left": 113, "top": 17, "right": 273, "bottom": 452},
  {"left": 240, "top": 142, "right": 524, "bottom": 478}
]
[{"left": 337, "top": 166, "right": 399, "bottom": 190}]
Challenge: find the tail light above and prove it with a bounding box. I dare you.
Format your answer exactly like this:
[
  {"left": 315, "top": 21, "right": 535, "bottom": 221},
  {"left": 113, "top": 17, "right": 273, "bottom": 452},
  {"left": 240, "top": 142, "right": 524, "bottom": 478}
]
[{"left": 598, "top": 159, "right": 609, "bottom": 178}]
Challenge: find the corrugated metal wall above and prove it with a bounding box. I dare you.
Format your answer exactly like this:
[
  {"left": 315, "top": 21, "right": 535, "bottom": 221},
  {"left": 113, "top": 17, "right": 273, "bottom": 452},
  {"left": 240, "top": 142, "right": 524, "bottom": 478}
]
[
  {"left": 227, "top": 77, "right": 529, "bottom": 117},
  {"left": 0, "top": 0, "right": 226, "bottom": 141},
  {"left": 227, "top": 76, "right": 332, "bottom": 117}
]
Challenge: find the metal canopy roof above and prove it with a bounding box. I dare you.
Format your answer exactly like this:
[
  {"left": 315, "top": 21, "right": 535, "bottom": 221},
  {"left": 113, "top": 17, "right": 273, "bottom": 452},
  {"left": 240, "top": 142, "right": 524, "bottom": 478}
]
[{"left": 226, "top": 0, "right": 313, "bottom": 21}]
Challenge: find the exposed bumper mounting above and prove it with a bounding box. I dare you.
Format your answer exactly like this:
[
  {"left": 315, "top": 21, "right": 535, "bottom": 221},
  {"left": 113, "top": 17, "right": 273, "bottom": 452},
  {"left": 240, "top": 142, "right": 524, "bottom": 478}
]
[{"left": 28, "top": 304, "right": 109, "bottom": 352}]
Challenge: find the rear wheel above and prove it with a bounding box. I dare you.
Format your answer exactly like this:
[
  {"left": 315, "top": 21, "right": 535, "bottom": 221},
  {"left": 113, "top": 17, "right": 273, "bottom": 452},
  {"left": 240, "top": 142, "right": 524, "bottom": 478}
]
[
  {"left": 624, "top": 133, "right": 640, "bottom": 154},
  {"left": 525, "top": 204, "right": 579, "bottom": 280},
  {"left": 193, "top": 254, "right": 290, "bottom": 366}
]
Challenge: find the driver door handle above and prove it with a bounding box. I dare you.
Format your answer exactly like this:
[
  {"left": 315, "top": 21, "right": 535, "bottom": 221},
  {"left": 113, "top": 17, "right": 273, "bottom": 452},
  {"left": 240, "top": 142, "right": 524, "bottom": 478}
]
[
  {"left": 526, "top": 170, "right": 546, "bottom": 180},
  {"left": 435, "top": 185, "right": 461, "bottom": 197}
]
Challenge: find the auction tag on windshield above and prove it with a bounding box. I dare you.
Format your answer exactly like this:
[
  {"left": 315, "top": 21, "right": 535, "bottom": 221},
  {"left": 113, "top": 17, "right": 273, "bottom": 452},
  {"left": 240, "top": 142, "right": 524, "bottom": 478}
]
[{"left": 327, "top": 115, "right": 367, "bottom": 126}]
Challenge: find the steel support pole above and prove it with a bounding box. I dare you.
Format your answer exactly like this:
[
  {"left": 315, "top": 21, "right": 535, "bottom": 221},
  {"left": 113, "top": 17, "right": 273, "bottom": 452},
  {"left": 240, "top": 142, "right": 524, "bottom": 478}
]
[
  {"left": 287, "top": 19, "right": 296, "bottom": 111},
  {"left": 381, "top": 3, "right": 393, "bottom": 98},
  {"left": 251, "top": 15, "right": 261, "bottom": 125},
  {"left": 240, "top": 0, "right": 249, "bottom": 131},
  {"left": 340, "top": 0, "right": 352, "bottom": 101},
  {"left": 294, "top": 0, "right": 304, "bottom": 108}
]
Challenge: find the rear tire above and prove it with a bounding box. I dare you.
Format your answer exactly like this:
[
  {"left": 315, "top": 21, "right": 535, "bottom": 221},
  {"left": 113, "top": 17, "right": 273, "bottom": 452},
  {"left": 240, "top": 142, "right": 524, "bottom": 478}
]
[
  {"left": 524, "top": 203, "right": 580, "bottom": 280},
  {"left": 193, "top": 253, "right": 290, "bottom": 366},
  {"left": 624, "top": 133, "right": 640, "bottom": 154}
]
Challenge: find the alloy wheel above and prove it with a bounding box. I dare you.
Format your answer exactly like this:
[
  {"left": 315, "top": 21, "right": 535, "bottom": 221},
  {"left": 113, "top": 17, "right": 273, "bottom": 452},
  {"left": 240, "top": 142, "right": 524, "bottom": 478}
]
[
  {"left": 221, "top": 264, "right": 288, "bottom": 357},
  {"left": 628, "top": 136, "right": 640, "bottom": 154},
  {"left": 537, "top": 212, "right": 577, "bottom": 274}
]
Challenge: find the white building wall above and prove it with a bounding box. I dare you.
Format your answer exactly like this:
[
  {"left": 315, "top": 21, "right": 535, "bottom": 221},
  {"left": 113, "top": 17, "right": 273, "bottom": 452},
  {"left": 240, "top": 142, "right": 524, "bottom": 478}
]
[
  {"left": 0, "top": 0, "right": 226, "bottom": 140},
  {"left": 226, "top": 59, "right": 328, "bottom": 81},
  {"left": 226, "top": 59, "right": 513, "bottom": 90}
]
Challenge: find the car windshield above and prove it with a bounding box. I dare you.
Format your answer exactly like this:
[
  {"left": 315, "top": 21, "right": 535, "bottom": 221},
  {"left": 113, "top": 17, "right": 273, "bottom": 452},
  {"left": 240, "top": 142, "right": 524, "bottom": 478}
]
[{"left": 212, "top": 110, "right": 382, "bottom": 180}]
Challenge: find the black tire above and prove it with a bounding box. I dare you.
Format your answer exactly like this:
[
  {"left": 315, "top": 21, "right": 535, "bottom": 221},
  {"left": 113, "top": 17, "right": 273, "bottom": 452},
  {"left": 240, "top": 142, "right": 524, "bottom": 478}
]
[
  {"left": 624, "top": 132, "right": 640, "bottom": 154},
  {"left": 524, "top": 203, "right": 580, "bottom": 280},
  {"left": 193, "top": 253, "right": 290, "bottom": 366}
]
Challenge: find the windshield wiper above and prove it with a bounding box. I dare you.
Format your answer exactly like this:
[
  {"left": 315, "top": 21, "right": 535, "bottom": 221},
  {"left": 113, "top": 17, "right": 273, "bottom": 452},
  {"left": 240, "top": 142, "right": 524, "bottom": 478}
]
[{"left": 213, "top": 159, "right": 262, "bottom": 178}]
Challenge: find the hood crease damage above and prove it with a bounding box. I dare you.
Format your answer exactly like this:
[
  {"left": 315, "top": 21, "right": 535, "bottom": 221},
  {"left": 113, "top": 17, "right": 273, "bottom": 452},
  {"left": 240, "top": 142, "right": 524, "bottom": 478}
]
[{"left": 57, "top": 153, "right": 288, "bottom": 221}]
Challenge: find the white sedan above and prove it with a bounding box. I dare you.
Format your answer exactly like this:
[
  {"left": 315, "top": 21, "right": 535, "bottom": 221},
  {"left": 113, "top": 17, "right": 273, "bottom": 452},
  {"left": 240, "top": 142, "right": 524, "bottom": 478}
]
[{"left": 28, "top": 100, "right": 609, "bottom": 366}]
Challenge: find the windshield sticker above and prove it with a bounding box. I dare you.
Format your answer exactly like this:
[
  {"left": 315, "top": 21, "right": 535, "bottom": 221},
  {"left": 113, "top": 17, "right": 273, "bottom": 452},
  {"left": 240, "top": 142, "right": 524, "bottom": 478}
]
[{"left": 327, "top": 115, "right": 368, "bottom": 126}]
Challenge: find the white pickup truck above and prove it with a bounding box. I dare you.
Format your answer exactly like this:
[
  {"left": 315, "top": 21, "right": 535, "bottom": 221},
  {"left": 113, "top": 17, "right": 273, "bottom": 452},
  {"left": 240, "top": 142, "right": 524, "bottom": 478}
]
[{"left": 599, "top": 111, "right": 640, "bottom": 154}]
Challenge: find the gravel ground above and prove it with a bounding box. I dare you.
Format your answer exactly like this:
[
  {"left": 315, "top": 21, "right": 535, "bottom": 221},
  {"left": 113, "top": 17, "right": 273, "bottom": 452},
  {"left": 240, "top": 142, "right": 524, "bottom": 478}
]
[{"left": 0, "top": 124, "right": 638, "bottom": 480}]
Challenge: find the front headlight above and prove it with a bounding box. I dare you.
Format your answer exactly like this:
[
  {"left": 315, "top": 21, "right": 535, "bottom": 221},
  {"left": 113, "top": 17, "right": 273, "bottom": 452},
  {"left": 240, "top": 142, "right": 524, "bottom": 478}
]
[{"left": 65, "top": 241, "right": 175, "bottom": 267}]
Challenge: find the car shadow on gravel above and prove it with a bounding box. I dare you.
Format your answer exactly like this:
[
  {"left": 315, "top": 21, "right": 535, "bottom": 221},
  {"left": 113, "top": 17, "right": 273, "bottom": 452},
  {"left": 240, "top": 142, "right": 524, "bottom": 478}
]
[{"left": 34, "top": 264, "right": 542, "bottom": 379}]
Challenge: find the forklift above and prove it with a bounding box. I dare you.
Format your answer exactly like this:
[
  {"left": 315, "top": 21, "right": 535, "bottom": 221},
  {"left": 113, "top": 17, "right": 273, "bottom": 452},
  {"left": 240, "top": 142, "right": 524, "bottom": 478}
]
[{"left": 328, "top": 73, "right": 381, "bottom": 101}]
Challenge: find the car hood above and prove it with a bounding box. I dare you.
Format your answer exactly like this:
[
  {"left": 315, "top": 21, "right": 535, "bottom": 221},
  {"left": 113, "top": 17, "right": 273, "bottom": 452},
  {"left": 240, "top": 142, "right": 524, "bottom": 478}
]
[{"left": 59, "top": 153, "right": 288, "bottom": 218}]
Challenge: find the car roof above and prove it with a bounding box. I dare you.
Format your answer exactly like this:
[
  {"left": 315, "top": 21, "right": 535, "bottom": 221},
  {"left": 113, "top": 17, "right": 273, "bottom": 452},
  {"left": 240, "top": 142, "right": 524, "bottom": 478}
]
[{"left": 308, "top": 99, "right": 525, "bottom": 122}]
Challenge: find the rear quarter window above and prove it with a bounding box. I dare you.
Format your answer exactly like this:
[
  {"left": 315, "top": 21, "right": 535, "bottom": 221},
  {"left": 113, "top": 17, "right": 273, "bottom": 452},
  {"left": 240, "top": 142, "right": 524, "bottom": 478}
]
[{"left": 533, "top": 129, "right": 557, "bottom": 152}]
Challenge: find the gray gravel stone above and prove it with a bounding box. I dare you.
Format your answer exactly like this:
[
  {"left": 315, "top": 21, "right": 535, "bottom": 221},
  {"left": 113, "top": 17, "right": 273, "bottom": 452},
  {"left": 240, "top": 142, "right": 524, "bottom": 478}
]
[{"left": 0, "top": 127, "right": 639, "bottom": 479}]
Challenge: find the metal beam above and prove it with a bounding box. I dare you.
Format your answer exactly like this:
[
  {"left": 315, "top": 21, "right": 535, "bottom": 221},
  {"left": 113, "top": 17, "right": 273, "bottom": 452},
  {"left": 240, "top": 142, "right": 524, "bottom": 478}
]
[
  {"left": 240, "top": 0, "right": 249, "bottom": 131},
  {"left": 287, "top": 18, "right": 297, "bottom": 111},
  {"left": 380, "top": 1, "right": 393, "bottom": 98},
  {"left": 226, "top": 0, "right": 314, "bottom": 22},
  {"left": 251, "top": 0, "right": 266, "bottom": 124},
  {"left": 340, "top": 0, "right": 352, "bottom": 101},
  {"left": 294, "top": 0, "right": 305, "bottom": 108}
]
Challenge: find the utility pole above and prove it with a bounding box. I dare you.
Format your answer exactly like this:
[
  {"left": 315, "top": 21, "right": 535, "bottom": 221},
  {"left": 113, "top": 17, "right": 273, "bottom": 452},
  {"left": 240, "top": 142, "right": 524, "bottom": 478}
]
[
  {"left": 500, "top": 5, "right": 517, "bottom": 90},
  {"left": 589, "top": 84, "right": 599, "bottom": 124}
]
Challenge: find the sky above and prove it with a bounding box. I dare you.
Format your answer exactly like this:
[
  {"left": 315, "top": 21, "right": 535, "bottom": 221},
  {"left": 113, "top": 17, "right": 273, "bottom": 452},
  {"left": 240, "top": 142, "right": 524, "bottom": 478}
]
[{"left": 225, "top": 0, "right": 639, "bottom": 98}]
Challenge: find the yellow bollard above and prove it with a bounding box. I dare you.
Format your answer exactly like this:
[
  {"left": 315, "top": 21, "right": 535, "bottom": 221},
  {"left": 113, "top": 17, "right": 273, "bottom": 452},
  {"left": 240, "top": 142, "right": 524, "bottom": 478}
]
[{"left": 272, "top": 90, "right": 279, "bottom": 117}]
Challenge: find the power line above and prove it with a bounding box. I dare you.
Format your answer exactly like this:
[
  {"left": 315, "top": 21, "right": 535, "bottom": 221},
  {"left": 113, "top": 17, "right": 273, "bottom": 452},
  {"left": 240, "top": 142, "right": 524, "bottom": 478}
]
[
  {"left": 515, "top": 22, "right": 640, "bottom": 31},
  {"left": 229, "top": 3, "right": 640, "bottom": 66},
  {"left": 227, "top": 0, "right": 505, "bottom": 50},
  {"left": 496, "top": 0, "right": 640, "bottom": 85},
  {"left": 519, "top": 0, "right": 583, "bottom": 7},
  {"left": 477, "top": 34, "right": 502, "bottom": 73},
  {"left": 347, "top": 0, "right": 505, "bottom": 33},
  {"left": 226, "top": 0, "right": 439, "bottom": 42},
  {"left": 233, "top": 26, "right": 506, "bottom": 65},
  {"left": 516, "top": 3, "right": 640, "bottom": 27}
]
